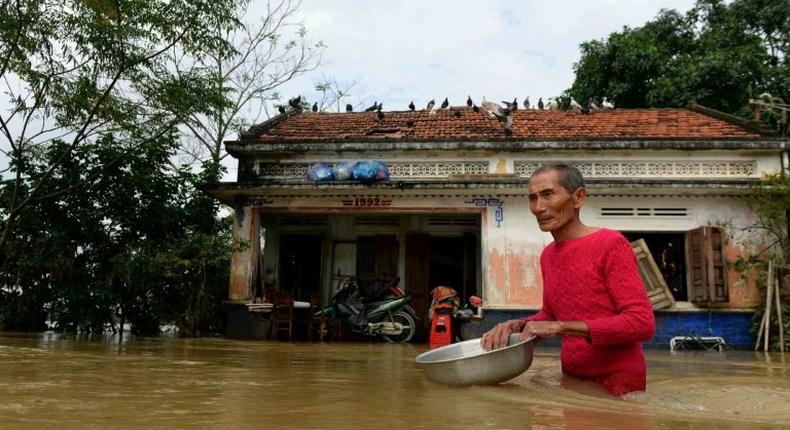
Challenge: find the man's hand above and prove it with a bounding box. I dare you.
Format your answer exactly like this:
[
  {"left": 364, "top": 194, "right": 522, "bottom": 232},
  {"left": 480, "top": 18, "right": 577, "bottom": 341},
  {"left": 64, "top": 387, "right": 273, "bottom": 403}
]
[
  {"left": 481, "top": 319, "right": 525, "bottom": 351},
  {"left": 481, "top": 320, "right": 589, "bottom": 351}
]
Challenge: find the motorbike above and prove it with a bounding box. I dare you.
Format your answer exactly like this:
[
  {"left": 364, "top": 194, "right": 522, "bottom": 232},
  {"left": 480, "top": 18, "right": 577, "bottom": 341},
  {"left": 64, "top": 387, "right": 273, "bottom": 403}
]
[{"left": 317, "top": 275, "right": 418, "bottom": 343}]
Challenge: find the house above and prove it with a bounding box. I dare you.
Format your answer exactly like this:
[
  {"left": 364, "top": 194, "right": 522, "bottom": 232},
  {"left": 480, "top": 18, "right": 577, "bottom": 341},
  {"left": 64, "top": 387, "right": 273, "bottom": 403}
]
[{"left": 205, "top": 104, "right": 788, "bottom": 347}]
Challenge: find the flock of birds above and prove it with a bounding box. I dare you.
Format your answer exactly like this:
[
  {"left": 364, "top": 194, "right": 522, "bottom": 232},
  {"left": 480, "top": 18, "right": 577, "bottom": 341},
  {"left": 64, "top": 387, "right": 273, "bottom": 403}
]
[{"left": 277, "top": 95, "right": 616, "bottom": 135}]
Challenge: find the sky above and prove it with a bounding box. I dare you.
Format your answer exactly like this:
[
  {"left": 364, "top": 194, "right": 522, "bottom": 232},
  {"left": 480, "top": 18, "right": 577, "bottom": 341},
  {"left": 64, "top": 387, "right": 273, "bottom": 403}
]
[
  {"left": 0, "top": 0, "right": 700, "bottom": 179},
  {"left": 272, "top": 0, "right": 698, "bottom": 113}
]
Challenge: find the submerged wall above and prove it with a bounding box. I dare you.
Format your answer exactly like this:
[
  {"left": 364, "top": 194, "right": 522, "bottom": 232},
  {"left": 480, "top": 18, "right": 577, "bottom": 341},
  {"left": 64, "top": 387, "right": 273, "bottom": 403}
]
[{"left": 473, "top": 310, "right": 756, "bottom": 349}]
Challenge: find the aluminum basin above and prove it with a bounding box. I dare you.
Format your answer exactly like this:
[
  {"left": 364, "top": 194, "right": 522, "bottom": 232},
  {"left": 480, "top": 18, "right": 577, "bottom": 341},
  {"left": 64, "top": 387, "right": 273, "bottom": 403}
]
[{"left": 415, "top": 334, "right": 534, "bottom": 386}]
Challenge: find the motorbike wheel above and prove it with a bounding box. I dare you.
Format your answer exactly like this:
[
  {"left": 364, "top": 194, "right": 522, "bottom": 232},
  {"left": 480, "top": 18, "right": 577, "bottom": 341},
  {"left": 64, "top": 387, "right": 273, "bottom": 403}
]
[{"left": 382, "top": 310, "right": 416, "bottom": 344}]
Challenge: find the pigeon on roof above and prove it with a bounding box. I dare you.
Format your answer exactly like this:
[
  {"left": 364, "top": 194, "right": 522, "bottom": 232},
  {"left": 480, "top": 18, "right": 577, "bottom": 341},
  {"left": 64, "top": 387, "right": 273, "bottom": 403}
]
[
  {"left": 570, "top": 97, "right": 583, "bottom": 112},
  {"left": 602, "top": 97, "right": 615, "bottom": 109},
  {"left": 511, "top": 97, "right": 518, "bottom": 111},
  {"left": 288, "top": 96, "right": 301, "bottom": 110},
  {"left": 537, "top": 97, "right": 544, "bottom": 110},
  {"left": 523, "top": 97, "right": 530, "bottom": 109},
  {"left": 467, "top": 96, "right": 473, "bottom": 107},
  {"left": 440, "top": 97, "right": 449, "bottom": 109},
  {"left": 426, "top": 99, "right": 435, "bottom": 110},
  {"left": 345, "top": 103, "right": 353, "bottom": 112},
  {"left": 409, "top": 101, "right": 415, "bottom": 111},
  {"left": 311, "top": 102, "right": 318, "bottom": 112},
  {"left": 365, "top": 102, "right": 378, "bottom": 112},
  {"left": 560, "top": 96, "right": 571, "bottom": 110},
  {"left": 278, "top": 105, "right": 286, "bottom": 114},
  {"left": 546, "top": 97, "right": 559, "bottom": 110},
  {"left": 481, "top": 97, "right": 514, "bottom": 133}
]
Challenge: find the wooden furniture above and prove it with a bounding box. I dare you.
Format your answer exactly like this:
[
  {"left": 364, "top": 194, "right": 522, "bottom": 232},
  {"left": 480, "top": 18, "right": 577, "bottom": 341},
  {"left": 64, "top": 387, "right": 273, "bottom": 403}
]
[
  {"left": 270, "top": 291, "right": 294, "bottom": 340},
  {"left": 308, "top": 292, "right": 342, "bottom": 341}
]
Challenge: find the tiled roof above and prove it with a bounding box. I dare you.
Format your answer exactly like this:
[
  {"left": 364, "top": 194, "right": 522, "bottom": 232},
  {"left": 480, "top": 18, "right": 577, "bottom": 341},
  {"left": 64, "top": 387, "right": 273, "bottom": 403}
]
[{"left": 247, "top": 107, "right": 765, "bottom": 143}]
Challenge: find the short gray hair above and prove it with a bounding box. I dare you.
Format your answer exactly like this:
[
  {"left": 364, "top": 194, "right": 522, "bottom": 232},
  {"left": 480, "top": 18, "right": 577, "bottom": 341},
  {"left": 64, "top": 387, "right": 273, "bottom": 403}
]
[{"left": 530, "top": 163, "right": 585, "bottom": 193}]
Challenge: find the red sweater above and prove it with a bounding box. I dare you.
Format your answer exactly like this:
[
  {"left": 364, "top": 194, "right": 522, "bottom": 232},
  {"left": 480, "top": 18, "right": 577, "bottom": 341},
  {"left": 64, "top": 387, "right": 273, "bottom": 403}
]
[{"left": 524, "top": 228, "right": 655, "bottom": 396}]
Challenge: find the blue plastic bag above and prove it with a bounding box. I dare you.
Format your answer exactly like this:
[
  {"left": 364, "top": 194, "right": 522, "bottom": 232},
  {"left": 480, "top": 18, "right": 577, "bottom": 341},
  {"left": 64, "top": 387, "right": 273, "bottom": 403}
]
[
  {"left": 351, "top": 160, "right": 377, "bottom": 182},
  {"left": 352, "top": 160, "right": 389, "bottom": 183},
  {"left": 306, "top": 163, "right": 334, "bottom": 181},
  {"left": 333, "top": 162, "right": 356, "bottom": 180},
  {"left": 372, "top": 160, "right": 390, "bottom": 181}
]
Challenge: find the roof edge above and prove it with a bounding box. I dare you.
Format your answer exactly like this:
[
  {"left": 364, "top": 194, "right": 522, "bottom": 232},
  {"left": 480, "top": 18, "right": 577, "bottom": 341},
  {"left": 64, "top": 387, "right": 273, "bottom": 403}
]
[
  {"left": 225, "top": 139, "right": 787, "bottom": 156},
  {"left": 239, "top": 109, "right": 302, "bottom": 139},
  {"left": 687, "top": 103, "right": 778, "bottom": 136}
]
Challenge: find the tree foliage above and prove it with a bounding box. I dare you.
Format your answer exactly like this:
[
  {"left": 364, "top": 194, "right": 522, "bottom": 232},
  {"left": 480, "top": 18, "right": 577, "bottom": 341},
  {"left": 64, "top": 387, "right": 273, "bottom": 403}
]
[
  {"left": 569, "top": 0, "right": 789, "bottom": 132},
  {"left": 0, "top": 0, "right": 342, "bottom": 337},
  {"left": 0, "top": 0, "right": 240, "bottom": 262},
  {"left": 0, "top": 133, "right": 231, "bottom": 335}
]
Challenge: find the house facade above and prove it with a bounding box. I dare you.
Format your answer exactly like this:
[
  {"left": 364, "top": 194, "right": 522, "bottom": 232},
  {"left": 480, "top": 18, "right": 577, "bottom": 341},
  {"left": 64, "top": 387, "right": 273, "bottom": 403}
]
[{"left": 206, "top": 105, "right": 788, "bottom": 348}]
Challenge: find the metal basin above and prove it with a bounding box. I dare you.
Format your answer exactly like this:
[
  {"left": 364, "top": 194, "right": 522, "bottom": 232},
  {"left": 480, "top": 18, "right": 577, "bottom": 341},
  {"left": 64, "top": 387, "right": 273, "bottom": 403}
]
[{"left": 415, "top": 334, "right": 534, "bottom": 386}]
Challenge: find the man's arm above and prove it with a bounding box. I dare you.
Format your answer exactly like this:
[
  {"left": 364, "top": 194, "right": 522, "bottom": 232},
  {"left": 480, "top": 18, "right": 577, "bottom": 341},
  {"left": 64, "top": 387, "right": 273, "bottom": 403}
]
[{"left": 584, "top": 236, "right": 655, "bottom": 346}]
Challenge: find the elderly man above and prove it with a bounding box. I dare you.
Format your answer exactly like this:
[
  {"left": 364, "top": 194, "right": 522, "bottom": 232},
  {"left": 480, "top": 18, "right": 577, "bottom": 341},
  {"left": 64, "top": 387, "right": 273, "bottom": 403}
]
[{"left": 481, "top": 164, "right": 655, "bottom": 396}]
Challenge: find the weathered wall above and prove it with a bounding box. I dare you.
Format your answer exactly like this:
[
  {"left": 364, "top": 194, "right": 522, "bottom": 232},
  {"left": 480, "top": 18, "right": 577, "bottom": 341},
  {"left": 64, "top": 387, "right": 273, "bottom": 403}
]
[{"left": 474, "top": 309, "right": 756, "bottom": 349}]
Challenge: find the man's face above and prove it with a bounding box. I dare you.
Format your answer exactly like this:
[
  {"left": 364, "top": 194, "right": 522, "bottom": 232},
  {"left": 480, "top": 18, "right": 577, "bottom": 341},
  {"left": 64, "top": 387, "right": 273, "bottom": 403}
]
[{"left": 528, "top": 170, "right": 583, "bottom": 232}]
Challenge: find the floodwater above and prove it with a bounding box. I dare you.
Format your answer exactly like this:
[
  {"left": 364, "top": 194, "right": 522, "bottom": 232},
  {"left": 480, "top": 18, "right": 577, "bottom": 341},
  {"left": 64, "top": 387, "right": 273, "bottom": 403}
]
[{"left": 1, "top": 333, "right": 789, "bottom": 430}]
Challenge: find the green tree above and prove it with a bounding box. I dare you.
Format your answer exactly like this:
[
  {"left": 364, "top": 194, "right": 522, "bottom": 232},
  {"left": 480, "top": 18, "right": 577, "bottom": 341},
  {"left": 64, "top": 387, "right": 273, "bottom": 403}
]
[
  {"left": 729, "top": 173, "right": 790, "bottom": 351},
  {"left": 0, "top": 133, "right": 231, "bottom": 335},
  {"left": 0, "top": 0, "right": 241, "bottom": 264},
  {"left": 569, "top": 0, "right": 788, "bottom": 131}
]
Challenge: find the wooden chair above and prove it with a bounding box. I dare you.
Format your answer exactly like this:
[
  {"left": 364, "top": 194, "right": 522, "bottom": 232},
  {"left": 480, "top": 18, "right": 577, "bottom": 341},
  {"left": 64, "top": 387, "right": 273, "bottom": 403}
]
[
  {"left": 308, "top": 292, "right": 322, "bottom": 341},
  {"left": 308, "top": 292, "right": 342, "bottom": 341},
  {"left": 270, "top": 291, "right": 294, "bottom": 340}
]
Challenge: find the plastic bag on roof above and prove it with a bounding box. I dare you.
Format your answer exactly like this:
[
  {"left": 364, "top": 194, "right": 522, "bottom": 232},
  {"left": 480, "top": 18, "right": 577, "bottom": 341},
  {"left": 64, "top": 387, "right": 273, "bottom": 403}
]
[
  {"left": 306, "top": 163, "right": 334, "bottom": 181},
  {"left": 352, "top": 160, "right": 389, "bottom": 182},
  {"left": 373, "top": 160, "right": 390, "bottom": 181},
  {"left": 333, "top": 162, "right": 356, "bottom": 180}
]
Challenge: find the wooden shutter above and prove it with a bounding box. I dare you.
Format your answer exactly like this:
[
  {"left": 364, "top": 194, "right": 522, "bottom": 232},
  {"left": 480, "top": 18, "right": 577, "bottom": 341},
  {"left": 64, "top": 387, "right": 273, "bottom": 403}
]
[
  {"left": 374, "top": 235, "right": 399, "bottom": 280},
  {"left": 686, "top": 228, "right": 709, "bottom": 302},
  {"left": 708, "top": 227, "right": 729, "bottom": 302},
  {"left": 406, "top": 233, "right": 430, "bottom": 328},
  {"left": 685, "top": 226, "right": 729, "bottom": 303},
  {"left": 462, "top": 232, "right": 477, "bottom": 301},
  {"left": 630, "top": 239, "right": 675, "bottom": 310}
]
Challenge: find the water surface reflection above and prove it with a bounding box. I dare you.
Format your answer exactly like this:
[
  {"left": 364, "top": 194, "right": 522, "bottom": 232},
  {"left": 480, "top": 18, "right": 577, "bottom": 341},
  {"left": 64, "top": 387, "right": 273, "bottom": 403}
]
[{"left": 1, "top": 332, "right": 788, "bottom": 429}]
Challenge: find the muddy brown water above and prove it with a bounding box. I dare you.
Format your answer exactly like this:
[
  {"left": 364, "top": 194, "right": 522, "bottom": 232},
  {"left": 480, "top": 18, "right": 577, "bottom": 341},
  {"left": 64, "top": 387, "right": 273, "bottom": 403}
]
[{"left": 1, "top": 332, "right": 789, "bottom": 429}]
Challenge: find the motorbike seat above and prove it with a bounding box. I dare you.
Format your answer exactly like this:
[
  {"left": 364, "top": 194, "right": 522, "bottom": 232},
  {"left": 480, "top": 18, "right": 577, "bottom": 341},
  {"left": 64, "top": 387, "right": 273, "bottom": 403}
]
[{"left": 358, "top": 277, "right": 401, "bottom": 303}]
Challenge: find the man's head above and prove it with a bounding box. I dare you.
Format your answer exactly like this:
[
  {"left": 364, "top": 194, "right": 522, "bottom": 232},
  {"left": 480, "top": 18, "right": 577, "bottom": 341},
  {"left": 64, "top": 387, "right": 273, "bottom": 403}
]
[{"left": 527, "top": 164, "right": 587, "bottom": 233}]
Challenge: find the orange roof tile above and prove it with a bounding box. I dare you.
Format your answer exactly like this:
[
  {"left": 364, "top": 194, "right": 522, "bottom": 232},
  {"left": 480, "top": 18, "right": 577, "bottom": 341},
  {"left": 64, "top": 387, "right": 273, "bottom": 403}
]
[{"left": 248, "top": 108, "right": 764, "bottom": 143}]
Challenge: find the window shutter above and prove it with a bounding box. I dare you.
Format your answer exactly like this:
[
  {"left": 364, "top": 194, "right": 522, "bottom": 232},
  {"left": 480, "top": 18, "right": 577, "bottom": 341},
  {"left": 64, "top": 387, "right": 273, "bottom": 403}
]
[
  {"left": 406, "top": 233, "right": 431, "bottom": 328},
  {"left": 708, "top": 227, "right": 729, "bottom": 302},
  {"left": 686, "top": 227, "right": 709, "bottom": 302},
  {"left": 685, "top": 226, "right": 729, "bottom": 303},
  {"left": 374, "top": 235, "right": 399, "bottom": 280},
  {"left": 630, "top": 239, "right": 675, "bottom": 310}
]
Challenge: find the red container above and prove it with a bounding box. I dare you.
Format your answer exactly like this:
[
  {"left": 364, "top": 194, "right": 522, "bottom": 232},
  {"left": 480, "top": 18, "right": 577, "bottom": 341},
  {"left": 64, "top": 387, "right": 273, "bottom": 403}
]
[{"left": 429, "top": 314, "right": 453, "bottom": 349}]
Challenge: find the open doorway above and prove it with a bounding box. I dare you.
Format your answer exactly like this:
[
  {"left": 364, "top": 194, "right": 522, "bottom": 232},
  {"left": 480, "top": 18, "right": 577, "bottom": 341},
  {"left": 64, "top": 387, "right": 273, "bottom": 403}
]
[
  {"left": 279, "top": 235, "right": 322, "bottom": 302},
  {"left": 429, "top": 237, "right": 465, "bottom": 297}
]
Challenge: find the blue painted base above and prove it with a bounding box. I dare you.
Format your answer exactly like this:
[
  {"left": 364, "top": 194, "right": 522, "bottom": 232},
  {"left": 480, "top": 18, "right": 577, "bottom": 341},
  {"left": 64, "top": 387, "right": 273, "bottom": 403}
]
[{"left": 467, "top": 310, "right": 756, "bottom": 350}]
